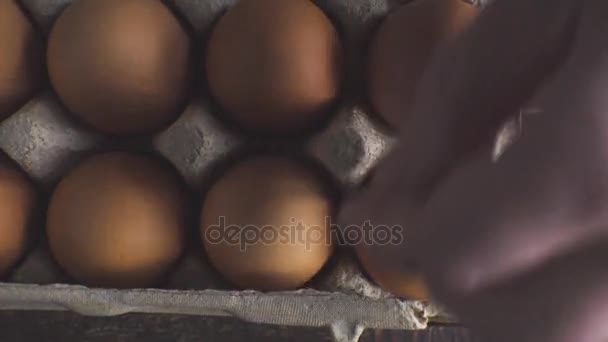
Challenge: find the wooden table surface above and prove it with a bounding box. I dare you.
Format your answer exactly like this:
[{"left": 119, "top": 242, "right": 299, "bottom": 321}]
[{"left": 0, "top": 311, "right": 475, "bottom": 342}]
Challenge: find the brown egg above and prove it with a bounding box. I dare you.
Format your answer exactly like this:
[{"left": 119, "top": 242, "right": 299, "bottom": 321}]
[
  {"left": 0, "top": 0, "right": 44, "bottom": 120},
  {"left": 0, "top": 157, "right": 36, "bottom": 277},
  {"left": 355, "top": 244, "right": 430, "bottom": 299},
  {"left": 200, "top": 156, "right": 334, "bottom": 290},
  {"left": 46, "top": 152, "right": 187, "bottom": 288},
  {"left": 369, "top": 0, "right": 478, "bottom": 128},
  {"left": 206, "top": 0, "right": 342, "bottom": 134},
  {"left": 47, "top": 0, "right": 191, "bottom": 135}
]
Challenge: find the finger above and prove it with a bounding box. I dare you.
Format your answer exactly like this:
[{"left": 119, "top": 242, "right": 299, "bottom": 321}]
[
  {"left": 399, "top": 0, "right": 583, "bottom": 199},
  {"left": 413, "top": 0, "right": 608, "bottom": 295},
  {"left": 457, "top": 241, "right": 608, "bottom": 342},
  {"left": 339, "top": 0, "right": 582, "bottom": 230},
  {"left": 413, "top": 115, "right": 586, "bottom": 295}
]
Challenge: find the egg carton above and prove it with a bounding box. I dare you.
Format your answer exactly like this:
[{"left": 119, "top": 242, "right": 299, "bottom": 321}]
[{"left": 0, "top": 0, "right": 500, "bottom": 341}]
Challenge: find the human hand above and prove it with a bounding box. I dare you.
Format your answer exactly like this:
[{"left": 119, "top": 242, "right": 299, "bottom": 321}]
[{"left": 342, "top": 1, "right": 608, "bottom": 341}]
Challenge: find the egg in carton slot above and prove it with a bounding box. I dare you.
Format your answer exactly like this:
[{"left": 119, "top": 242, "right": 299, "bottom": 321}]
[{"left": 0, "top": 0, "right": 523, "bottom": 341}]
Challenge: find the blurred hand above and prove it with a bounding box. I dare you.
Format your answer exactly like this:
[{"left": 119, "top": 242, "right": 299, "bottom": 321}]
[{"left": 341, "top": 1, "right": 608, "bottom": 341}]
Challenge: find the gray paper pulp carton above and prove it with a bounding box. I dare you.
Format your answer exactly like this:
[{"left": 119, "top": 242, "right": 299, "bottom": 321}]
[{"left": 0, "top": 0, "right": 502, "bottom": 341}]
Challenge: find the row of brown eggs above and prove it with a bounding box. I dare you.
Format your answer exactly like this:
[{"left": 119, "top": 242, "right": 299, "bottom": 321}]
[
  {"left": 0, "top": 0, "right": 479, "bottom": 298},
  {"left": 47, "top": 0, "right": 342, "bottom": 136},
  {"left": 2, "top": 151, "right": 334, "bottom": 291},
  {"left": 2, "top": 0, "right": 477, "bottom": 135}
]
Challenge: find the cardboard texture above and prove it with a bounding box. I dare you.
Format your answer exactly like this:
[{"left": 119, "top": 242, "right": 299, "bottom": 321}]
[{"left": 0, "top": 0, "right": 499, "bottom": 341}]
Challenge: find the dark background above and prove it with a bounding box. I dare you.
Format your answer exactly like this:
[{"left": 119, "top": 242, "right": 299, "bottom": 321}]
[{"left": 0, "top": 311, "right": 475, "bottom": 341}]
